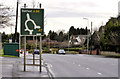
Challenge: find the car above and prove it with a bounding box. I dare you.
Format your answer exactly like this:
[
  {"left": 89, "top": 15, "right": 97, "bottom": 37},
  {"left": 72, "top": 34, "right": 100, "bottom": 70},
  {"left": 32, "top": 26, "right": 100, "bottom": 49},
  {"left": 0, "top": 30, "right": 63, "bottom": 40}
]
[
  {"left": 33, "top": 49, "right": 39, "bottom": 54},
  {"left": 58, "top": 49, "right": 66, "bottom": 54}
]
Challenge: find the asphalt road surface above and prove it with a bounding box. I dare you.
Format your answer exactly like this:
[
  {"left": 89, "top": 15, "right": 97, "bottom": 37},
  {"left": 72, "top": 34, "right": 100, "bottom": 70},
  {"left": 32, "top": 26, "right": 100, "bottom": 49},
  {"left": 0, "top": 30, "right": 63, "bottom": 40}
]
[{"left": 42, "top": 54, "right": 118, "bottom": 77}]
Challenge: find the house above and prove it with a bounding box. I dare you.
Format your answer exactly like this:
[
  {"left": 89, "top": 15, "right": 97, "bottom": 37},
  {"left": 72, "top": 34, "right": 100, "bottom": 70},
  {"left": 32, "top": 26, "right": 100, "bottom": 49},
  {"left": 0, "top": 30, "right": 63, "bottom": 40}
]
[{"left": 70, "top": 35, "right": 86, "bottom": 46}]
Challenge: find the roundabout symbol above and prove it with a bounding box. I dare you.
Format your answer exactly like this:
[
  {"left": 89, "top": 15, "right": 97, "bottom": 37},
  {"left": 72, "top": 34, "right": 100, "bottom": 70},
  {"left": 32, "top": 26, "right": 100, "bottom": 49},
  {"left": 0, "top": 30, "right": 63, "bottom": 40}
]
[{"left": 25, "top": 13, "right": 40, "bottom": 35}]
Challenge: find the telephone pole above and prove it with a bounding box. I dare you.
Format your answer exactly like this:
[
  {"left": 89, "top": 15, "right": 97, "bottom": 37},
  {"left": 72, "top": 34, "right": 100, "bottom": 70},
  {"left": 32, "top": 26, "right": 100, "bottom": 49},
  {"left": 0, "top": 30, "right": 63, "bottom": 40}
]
[{"left": 15, "top": 0, "right": 19, "bottom": 42}]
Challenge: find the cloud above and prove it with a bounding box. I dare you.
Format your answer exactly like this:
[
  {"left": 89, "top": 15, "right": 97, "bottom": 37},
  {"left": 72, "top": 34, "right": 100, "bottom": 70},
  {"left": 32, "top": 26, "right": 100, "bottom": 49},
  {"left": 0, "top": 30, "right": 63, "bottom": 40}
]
[
  {"left": 47, "top": 10, "right": 115, "bottom": 18},
  {"left": 44, "top": 0, "right": 116, "bottom": 18},
  {"left": 0, "top": 0, "right": 118, "bottom": 34}
]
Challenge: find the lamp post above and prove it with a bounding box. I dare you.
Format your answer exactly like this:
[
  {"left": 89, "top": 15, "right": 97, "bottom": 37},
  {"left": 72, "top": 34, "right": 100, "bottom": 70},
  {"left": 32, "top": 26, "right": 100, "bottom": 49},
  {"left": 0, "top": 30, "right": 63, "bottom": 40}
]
[
  {"left": 90, "top": 22, "right": 93, "bottom": 55},
  {"left": 68, "top": 32, "right": 69, "bottom": 52},
  {"left": 83, "top": 18, "right": 89, "bottom": 54}
]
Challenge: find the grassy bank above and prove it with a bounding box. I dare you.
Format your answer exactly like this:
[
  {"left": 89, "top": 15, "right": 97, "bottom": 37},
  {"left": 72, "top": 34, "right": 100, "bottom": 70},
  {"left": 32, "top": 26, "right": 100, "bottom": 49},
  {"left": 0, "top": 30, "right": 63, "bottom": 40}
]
[{"left": 100, "top": 51, "right": 120, "bottom": 58}]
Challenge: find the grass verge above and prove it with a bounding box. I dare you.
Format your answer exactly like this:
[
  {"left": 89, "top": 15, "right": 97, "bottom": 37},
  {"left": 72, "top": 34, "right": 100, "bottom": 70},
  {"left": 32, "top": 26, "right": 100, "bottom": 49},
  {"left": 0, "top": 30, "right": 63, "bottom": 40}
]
[
  {"left": 1, "top": 55, "right": 19, "bottom": 57},
  {"left": 0, "top": 49, "right": 19, "bottom": 57},
  {"left": 100, "top": 51, "right": 120, "bottom": 58}
]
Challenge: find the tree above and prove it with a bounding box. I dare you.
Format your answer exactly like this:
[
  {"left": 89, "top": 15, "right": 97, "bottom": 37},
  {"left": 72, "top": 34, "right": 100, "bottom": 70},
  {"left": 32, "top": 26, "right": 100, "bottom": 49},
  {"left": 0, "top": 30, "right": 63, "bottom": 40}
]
[
  {"left": 2, "top": 32, "right": 9, "bottom": 42},
  {"left": 48, "top": 30, "right": 58, "bottom": 40},
  {"left": 63, "top": 33, "right": 69, "bottom": 41},
  {"left": 76, "top": 28, "right": 80, "bottom": 34},
  {"left": 0, "top": 4, "right": 14, "bottom": 28},
  {"left": 91, "top": 31, "right": 100, "bottom": 49},
  {"left": 69, "top": 26, "right": 75, "bottom": 36},
  {"left": 91, "top": 17, "right": 120, "bottom": 52},
  {"left": 48, "top": 30, "right": 52, "bottom": 39},
  {"left": 58, "top": 31, "right": 64, "bottom": 42},
  {"left": 52, "top": 32, "right": 58, "bottom": 40},
  {"left": 103, "top": 17, "right": 120, "bottom": 52},
  {"left": 85, "top": 27, "right": 88, "bottom": 35}
]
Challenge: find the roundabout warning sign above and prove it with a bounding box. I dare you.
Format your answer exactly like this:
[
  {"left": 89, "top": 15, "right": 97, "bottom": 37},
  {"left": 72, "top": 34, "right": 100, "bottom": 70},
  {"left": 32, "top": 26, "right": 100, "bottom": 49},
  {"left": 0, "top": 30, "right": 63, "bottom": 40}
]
[{"left": 21, "top": 8, "right": 44, "bottom": 35}]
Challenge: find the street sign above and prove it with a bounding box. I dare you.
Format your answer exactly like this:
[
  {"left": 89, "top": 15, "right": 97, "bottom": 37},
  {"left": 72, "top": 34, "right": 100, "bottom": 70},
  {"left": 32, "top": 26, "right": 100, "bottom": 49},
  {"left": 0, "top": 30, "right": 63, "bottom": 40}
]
[{"left": 21, "top": 8, "right": 44, "bottom": 35}]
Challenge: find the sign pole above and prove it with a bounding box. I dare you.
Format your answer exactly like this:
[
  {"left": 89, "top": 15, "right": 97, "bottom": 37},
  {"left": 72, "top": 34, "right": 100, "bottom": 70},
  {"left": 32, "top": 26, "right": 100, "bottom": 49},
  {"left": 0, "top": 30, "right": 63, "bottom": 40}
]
[
  {"left": 19, "top": 35, "right": 21, "bottom": 57},
  {"left": 24, "top": 36, "right": 26, "bottom": 71},
  {"left": 39, "top": 36, "right": 42, "bottom": 72},
  {"left": 33, "top": 51, "right": 35, "bottom": 64},
  {"left": 33, "top": 36, "right": 35, "bottom": 65},
  {"left": 21, "top": 7, "right": 44, "bottom": 72},
  {"left": 39, "top": 6, "right": 42, "bottom": 72},
  {"left": 36, "top": 36, "right": 37, "bottom": 49}
]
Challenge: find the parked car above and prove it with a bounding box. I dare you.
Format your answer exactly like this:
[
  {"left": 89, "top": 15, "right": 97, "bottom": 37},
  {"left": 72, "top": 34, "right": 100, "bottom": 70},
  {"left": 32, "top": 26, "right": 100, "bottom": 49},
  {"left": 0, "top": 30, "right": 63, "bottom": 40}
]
[
  {"left": 33, "top": 49, "right": 39, "bottom": 54},
  {"left": 58, "top": 49, "right": 66, "bottom": 54}
]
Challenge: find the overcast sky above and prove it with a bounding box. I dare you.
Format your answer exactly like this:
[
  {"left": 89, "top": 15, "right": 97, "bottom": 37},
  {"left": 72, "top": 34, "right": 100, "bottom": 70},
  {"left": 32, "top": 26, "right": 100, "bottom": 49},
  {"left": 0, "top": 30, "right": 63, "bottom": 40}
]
[{"left": 0, "top": 0, "right": 119, "bottom": 34}]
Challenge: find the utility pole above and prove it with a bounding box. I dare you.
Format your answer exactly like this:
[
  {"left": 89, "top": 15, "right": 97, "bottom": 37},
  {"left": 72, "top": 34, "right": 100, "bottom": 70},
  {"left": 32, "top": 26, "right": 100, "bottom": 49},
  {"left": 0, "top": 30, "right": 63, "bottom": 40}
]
[
  {"left": 15, "top": 0, "right": 19, "bottom": 42},
  {"left": 91, "top": 22, "right": 92, "bottom": 35},
  {"left": 90, "top": 22, "right": 92, "bottom": 55}
]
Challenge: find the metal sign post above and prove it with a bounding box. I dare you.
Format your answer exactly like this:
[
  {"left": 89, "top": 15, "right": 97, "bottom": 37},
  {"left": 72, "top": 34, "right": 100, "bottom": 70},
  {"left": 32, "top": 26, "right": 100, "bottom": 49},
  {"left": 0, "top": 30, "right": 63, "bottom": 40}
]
[
  {"left": 20, "top": 7, "right": 44, "bottom": 72},
  {"left": 33, "top": 36, "right": 35, "bottom": 65},
  {"left": 33, "top": 52, "right": 35, "bottom": 65},
  {"left": 24, "top": 36, "right": 26, "bottom": 71},
  {"left": 39, "top": 36, "right": 42, "bottom": 72}
]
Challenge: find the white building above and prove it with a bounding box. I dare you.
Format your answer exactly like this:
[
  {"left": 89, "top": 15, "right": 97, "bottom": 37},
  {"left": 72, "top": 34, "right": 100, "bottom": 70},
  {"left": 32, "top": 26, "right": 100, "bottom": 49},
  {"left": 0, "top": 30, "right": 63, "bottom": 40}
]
[{"left": 70, "top": 35, "right": 87, "bottom": 46}]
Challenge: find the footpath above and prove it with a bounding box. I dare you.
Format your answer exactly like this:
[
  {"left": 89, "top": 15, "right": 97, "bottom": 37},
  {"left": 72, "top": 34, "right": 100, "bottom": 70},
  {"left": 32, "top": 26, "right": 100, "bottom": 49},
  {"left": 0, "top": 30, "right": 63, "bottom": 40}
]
[{"left": 1, "top": 55, "right": 51, "bottom": 78}]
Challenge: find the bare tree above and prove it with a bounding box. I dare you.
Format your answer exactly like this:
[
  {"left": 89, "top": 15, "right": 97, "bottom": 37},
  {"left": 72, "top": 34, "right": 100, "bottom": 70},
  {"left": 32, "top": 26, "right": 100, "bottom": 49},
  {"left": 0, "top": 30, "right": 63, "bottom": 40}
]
[{"left": 0, "top": 4, "right": 14, "bottom": 28}]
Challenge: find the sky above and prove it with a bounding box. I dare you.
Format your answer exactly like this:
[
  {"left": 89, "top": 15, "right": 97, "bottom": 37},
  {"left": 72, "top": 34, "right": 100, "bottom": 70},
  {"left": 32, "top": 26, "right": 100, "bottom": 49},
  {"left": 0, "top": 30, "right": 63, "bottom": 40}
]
[{"left": 0, "top": 0, "right": 119, "bottom": 34}]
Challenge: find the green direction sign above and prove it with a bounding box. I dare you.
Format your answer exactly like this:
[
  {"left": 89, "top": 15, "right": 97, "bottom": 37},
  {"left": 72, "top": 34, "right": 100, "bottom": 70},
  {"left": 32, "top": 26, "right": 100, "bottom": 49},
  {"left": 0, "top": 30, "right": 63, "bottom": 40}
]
[{"left": 21, "top": 8, "right": 44, "bottom": 35}]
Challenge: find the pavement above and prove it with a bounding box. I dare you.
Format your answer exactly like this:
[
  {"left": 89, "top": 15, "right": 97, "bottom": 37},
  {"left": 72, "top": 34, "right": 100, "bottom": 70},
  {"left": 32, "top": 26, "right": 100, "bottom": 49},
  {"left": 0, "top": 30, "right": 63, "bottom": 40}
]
[{"left": 1, "top": 54, "right": 50, "bottom": 78}]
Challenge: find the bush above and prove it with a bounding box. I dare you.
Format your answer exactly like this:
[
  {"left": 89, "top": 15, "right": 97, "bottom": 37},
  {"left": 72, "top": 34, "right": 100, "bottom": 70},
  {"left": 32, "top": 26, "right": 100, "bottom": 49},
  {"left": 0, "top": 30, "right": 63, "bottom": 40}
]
[
  {"left": 29, "top": 49, "right": 33, "bottom": 53},
  {"left": 66, "top": 51, "right": 79, "bottom": 54},
  {"left": 42, "top": 50, "right": 51, "bottom": 53}
]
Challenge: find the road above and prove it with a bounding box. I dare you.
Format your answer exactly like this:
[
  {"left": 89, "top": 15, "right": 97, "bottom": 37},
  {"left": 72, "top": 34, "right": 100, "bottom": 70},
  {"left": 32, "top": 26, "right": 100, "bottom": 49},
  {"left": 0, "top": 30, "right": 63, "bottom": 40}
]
[{"left": 42, "top": 54, "right": 118, "bottom": 77}]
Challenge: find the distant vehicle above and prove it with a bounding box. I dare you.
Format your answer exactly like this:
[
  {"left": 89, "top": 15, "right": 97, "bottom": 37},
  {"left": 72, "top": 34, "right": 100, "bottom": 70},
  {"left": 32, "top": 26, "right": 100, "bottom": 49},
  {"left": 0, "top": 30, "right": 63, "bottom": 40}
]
[
  {"left": 58, "top": 49, "right": 66, "bottom": 54},
  {"left": 33, "top": 49, "right": 39, "bottom": 54}
]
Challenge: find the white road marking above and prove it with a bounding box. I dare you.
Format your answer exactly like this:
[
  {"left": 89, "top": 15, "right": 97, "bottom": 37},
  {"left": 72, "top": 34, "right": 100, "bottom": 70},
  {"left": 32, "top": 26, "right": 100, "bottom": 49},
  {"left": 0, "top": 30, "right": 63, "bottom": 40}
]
[
  {"left": 97, "top": 72, "right": 102, "bottom": 75},
  {"left": 78, "top": 64, "right": 81, "bottom": 66},
  {"left": 57, "top": 55, "right": 69, "bottom": 56},
  {"left": 42, "top": 75, "right": 48, "bottom": 77},
  {"left": 86, "top": 68, "right": 90, "bottom": 70},
  {"left": 78, "top": 55, "right": 84, "bottom": 56},
  {"left": 50, "top": 64, "right": 53, "bottom": 67}
]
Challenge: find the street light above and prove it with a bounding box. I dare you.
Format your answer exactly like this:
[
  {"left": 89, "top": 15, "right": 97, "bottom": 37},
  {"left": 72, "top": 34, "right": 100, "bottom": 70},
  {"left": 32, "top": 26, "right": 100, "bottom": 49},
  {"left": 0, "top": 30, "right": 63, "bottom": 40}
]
[
  {"left": 83, "top": 18, "right": 89, "bottom": 54},
  {"left": 83, "top": 18, "right": 89, "bottom": 29},
  {"left": 83, "top": 18, "right": 88, "bottom": 20}
]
